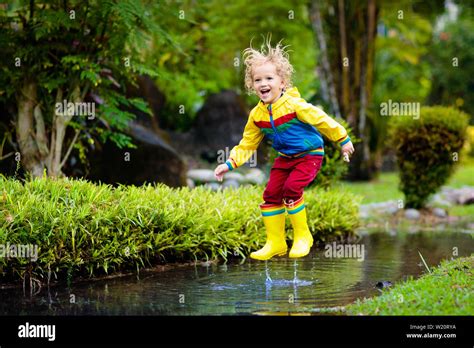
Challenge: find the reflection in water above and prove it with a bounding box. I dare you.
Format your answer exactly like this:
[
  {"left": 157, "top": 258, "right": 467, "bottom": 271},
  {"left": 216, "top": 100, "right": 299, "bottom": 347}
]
[{"left": 0, "top": 231, "right": 472, "bottom": 315}]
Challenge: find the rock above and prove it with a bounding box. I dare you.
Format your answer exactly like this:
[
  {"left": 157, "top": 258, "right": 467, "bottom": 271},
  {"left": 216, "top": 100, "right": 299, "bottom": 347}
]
[
  {"left": 169, "top": 90, "right": 269, "bottom": 166},
  {"left": 432, "top": 207, "right": 447, "bottom": 218},
  {"left": 187, "top": 169, "right": 216, "bottom": 183},
  {"left": 245, "top": 168, "right": 266, "bottom": 185},
  {"left": 87, "top": 122, "right": 186, "bottom": 187},
  {"left": 222, "top": 179, "right": 240, "bottom": 189},
  {"left": 203, "top": 182, "right": 221, "bottom": 191},
  {"left": 386, "top": 206, "right": 399, "bottom": 215},
  {"left": 375, "top": 281, "right": 392, "bottom": 289},
  {"left": 429, "top": 194, "right": 452, "bottom": 208},
  {"left": 458, "top": 192, "right": 474, "bottom": 205},
  {"left": 186, "top": 178, "right": 195, "bottom": 189},
  {"left": 437, "top": 186, "right": 474, "bottom": 205},
  {"left": 225, "top": 172, "right": 245, "bottom": 183},
  {"left": 404, "top": 209, "right": 420, "bottom": 220}
]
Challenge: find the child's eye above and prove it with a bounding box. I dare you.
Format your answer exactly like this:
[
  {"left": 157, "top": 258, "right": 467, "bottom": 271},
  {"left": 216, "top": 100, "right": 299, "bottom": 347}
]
[
  {"left": 268, "top": 77, "right": 273, "bottom": 80},
  {"left": 255, "top": 79, "right": 261, "bottom": 82}
]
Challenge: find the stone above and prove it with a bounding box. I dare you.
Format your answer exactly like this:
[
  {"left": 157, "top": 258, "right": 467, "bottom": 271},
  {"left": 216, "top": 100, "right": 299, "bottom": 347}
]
[
  {"left": 458, "top": 192, "right": 474, "bottom": 205},
  {"left": 225, "top": 172, "right": 245, "bottom": 183},
  {"left": 432, "top": 207, "right": 447, "bottom": 218},
  {"left": 404, "top": 208, "right": 420, "bottom": 220},
  {"left": 187, "top": 169, "right": 216, "bottom": 183},
  {"left": 169, "top": 90, "right": 269, "bottom": 165},
  {"left": 375, "top": 281, "right": 392, "bottom": 289},
  {"left": 203, "top": 182, "right": 221, "bottom": 191},
  {"left": 186, "top": 178, "right": 195, "bottom": 189},
  {"left": 222, "top": 179, "right": 240, "bottom": 189},
  {"left": 87, "top": 122, "right": 186, "bottom": 187},
  {"left": 245, "top": 168, "right": 266, "bottom": 185},
  {"left": 386, "top": 206, "right": 399, "bottom": 215}
]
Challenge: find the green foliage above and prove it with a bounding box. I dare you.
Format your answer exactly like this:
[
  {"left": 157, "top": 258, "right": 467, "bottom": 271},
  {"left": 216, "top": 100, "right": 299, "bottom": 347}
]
[
  {"left": 428, "top": 18, "right": 474, "bottom": 123},
  {"left": 0, "top": 176, "right": 360, "bottom": 284},
  {"left": 0, "top": 0, "right": 163, "bottom": 162},
  {"left": 389, "top": 106, "right": 469, "bottom": 208},
  {"left": 145, "top": 0, "right": 318, "bottom": 130},
  {"left": 347, "top": 256, "right": 474, "bottom": 315}
]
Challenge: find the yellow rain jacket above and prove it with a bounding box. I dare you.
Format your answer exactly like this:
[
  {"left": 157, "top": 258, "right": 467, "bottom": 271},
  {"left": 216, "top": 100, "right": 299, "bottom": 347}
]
[{"left": 225, "top": 87, "right": 350, "bottom": 170}]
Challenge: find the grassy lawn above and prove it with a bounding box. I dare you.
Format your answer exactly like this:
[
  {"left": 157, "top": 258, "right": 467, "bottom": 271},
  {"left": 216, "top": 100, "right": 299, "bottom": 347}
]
[
  {"left": 335, "top": 161, "right": 474, "bottom": 208},
  {"left": 346, "top": 256, "right": 473, "bottom": 315},
  {"left": 335, "top": 171, "right": 402, "bottom": 204}
]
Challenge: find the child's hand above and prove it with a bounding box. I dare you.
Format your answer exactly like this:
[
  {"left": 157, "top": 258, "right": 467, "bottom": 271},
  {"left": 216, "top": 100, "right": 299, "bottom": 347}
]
[
  {"left": 341, "top": 141, "right": 355, "bottom": 162},
  {"left": 214, "top": 163, "right": 230, "bottom": 182}
]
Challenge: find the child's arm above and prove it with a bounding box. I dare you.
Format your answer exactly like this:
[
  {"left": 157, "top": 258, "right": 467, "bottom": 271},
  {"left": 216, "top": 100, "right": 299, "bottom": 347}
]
[
  {"left": 293, "top": 98, "right": 354, "bottom": 159},
  {"left": 214, "top": 111, "right": 264, "bottom": 181},
  {"left": 293, "top": 99, "right": 350, "bottom": 145}
]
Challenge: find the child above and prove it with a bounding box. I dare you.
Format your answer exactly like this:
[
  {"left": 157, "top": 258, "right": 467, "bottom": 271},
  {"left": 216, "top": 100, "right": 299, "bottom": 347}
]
[{"left": 214, "top": 40, "right": 354, "bottom": 260}]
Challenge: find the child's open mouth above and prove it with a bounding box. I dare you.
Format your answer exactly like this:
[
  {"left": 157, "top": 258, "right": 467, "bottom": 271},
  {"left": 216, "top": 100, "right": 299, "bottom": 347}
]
[{"left": 260, "top": 88, "right": 271, "bottom": 99}]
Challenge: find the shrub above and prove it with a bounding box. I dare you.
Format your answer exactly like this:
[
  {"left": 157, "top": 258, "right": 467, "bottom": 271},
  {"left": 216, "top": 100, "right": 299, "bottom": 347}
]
[
  {"left": 389, "top": 106, "right": 469, "bottom": 208},
  {"left": 0, "top": 176, "right": 360, "bottom": 284}
]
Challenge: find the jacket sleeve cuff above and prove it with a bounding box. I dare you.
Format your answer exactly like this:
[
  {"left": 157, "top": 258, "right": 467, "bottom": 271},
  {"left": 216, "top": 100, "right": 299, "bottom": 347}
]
[
  {"left": 338, "top": 135, "right": 351, "bottom": 146},
  {"left": 225, "top": 158, "right": 237, "bottom": 171}
]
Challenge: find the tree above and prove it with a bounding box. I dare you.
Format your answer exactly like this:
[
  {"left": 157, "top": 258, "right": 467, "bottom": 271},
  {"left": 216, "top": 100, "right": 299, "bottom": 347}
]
[
  {"left": 309, "top": 0, "right": 379, "bottom": 180},
  {"left": 0, "top": 0, "right": 163, "bottom": 177}
]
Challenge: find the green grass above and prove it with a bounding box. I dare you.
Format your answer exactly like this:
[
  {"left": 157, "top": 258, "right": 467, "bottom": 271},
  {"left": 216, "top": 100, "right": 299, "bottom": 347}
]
[
  {"left": 448, "top": 205, "right": 474, "bottom": 218},
  {"left": 335, "top": 162, "right": 474, "bottom": 205},
  {"left": 447, "top": 161, "right": 474, "bottom": 188},
  {"left": 347, "top": 256, "right": 474, "bottom": 315},
  {"left": 335, "top": 171, "right": 402, "bottom": 204},
  {"left": 0, "top": 176, "right": 360, "bottom": 284}
]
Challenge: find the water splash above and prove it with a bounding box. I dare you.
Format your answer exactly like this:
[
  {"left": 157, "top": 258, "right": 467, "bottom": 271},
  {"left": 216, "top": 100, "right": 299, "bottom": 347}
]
[
  {"left": 293, "top": 259, "right": 298, "bottom": 284},
  {"left": 265, "top": 261, "right": 273, "bottom": 284}
]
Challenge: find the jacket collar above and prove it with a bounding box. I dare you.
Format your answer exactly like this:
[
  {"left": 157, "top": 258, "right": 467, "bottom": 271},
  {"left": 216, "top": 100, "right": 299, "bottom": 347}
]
[{"left": 257, "top": 87, "right": 301, "bottom": 113}]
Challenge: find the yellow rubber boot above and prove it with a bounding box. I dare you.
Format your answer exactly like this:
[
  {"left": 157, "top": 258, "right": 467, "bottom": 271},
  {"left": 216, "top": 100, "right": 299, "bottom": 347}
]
[
  {"left": 250, "top": 204, "right": 288, "bottom": 260},
  {"left": 285, "top": 197, "right": 313, "bottom": 258}
]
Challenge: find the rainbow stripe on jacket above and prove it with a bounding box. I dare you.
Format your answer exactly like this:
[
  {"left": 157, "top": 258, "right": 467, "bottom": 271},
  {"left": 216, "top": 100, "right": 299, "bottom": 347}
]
[{"left": 284, "top": 196, "right": 306, "bottom": 215}]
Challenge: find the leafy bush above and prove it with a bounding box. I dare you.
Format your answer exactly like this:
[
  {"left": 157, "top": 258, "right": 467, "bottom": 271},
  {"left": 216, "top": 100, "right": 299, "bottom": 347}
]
[
  {"left": 0, "top": 176, "right": 360, "bottom": 284},
  {"left": 389, "top": 106, "right": 469, "bottom": 208}
]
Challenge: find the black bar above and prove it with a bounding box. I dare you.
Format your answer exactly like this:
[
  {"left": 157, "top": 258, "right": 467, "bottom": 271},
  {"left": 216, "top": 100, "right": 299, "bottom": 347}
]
[{"left": 0, "top": 315, "right": 472, "bottom": 346}]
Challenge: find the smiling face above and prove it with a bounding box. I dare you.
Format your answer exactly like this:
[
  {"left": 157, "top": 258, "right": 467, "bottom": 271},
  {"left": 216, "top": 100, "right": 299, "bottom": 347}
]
[{"left": 252, "top": 61, "right": 285, "bottom": 104}]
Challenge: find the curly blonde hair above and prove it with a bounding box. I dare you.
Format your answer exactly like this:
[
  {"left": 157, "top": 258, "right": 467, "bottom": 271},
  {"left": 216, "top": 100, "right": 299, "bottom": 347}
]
[{"left": 243, "top": 37, "right": 294, "bottom": 95}]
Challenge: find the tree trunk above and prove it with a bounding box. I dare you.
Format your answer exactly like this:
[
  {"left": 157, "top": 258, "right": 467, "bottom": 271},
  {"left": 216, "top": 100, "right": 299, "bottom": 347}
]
[
  {"left": 16, "top": 82, "right": 80, "bottom": 178},
  {"left": 16, "top": 80, "right": 44, "bottom": 177},
  {"left": 338, "top": 0, "right": 350, "bottom": 118},
  {"left": 309, "top": 0, "right": 379, "bottom": 180},
  {"left": 310, "top": 0, "right": 341, "bottom": 119}
]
